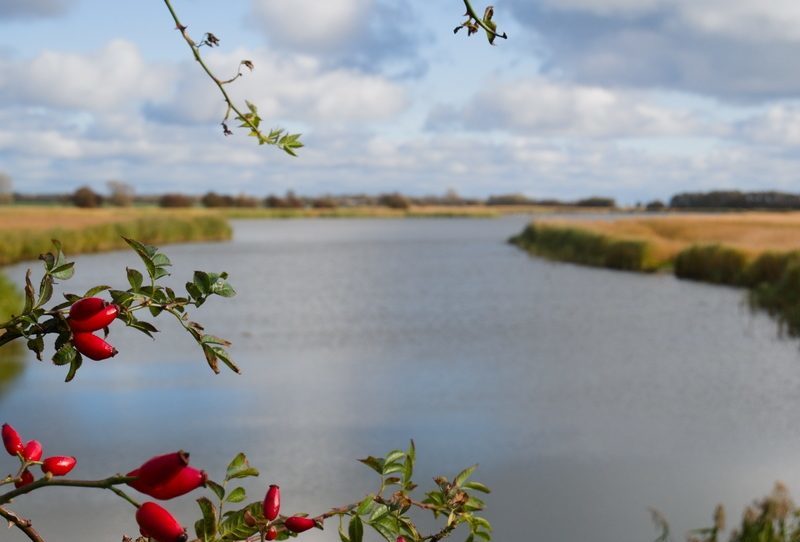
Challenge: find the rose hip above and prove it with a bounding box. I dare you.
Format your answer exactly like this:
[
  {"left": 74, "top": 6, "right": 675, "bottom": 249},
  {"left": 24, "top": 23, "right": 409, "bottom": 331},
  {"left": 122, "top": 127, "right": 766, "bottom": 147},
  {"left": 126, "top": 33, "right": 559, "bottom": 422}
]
[
  {"left": 22, "top": 440, "right": 43, "bottom": 462},
  {"left": 284, "top": 516, "right": 316, "bottom": 533},
  {"left": 69, "top": 303, "right": 119, "bottom": 332},
  {"left": 2, "top": 423, "right": 23, "bottom": 456},
  {"left": 73, "top": 332, "right": 118, "bottom": 361},
  {"left": 135, "top": 502, "right": 188, "bottom": 542},
  {"left": 263, "top": 484, "right": 280, "bottom": 521},
  {"left": 15, "top": 469, "right": 34, "bottom": 488},
  {"left": 134, "top": 451, "right": 190, "bottom": 487},
  {"left": 41, "top": 456, "right": 77, "bottom": 476},
  {"left": 265, "top": 526, "right": 278, "bottom": 541},
  {"left": 69, "top": 297, "right": 107, "bottom": 320},
  {"left": 128, "top": 466, "right": 207, "bottom": 500}
]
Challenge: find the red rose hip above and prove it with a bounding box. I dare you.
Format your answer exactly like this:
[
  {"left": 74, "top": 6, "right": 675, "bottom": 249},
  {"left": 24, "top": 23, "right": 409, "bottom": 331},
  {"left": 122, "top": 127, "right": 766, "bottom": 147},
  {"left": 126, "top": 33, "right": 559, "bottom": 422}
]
[
  {"left": 134, "top": 451, "right": 190, "bottom": 487},
  {"left": 69, "top": 297, "right": 108, "bottom": 320},
  {"left": 73, "top": 332, "right": 118, "bottom": 361},
  {"left": 15, "top": 469, "right": 34, "bottom": 488},
  {"left": 135, "top": 502, "right": 187, "bottom": 542},
  {"left": 41, "top": 456, "right": 77, "bottom": 476},
  {"left": 263, "top": 484, "right": 280, "bottom": 521},
  {"left": 265, "top": 526, "right": 278, "bottom": 540},
  {"left": 69, "top": 303, "right": 119, "bottom": 332},
  {"left": 284, "top": 516, "right": 316, "bottom": 533},
  {"left": 22, "top": 440, "right": 43, "bottom": 462},
  {"left": 2, "top": 423, "right": 23, "bottom": 456},
  {"left": 128, "top": 466, "right": 207, "bottom": 500}
]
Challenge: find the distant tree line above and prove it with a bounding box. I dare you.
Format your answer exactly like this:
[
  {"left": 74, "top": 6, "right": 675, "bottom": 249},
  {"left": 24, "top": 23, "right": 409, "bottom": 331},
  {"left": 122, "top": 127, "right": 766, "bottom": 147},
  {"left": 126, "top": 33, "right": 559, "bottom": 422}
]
[{"left": 669, "top": 190, "right": 800, "bottom": 210}]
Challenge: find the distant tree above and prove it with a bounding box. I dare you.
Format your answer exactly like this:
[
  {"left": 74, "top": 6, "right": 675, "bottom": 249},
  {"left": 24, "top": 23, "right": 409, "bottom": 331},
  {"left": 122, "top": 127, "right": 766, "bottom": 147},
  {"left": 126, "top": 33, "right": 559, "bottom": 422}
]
[
  {"left": 264, "top": 194, "right": 286, "bottom": 208},
  {"left": 106, "top": 180, "right": 135, "bottom": 207},
  {"left": 284, "top": 190, "right": 304, "bottom": 209},
  {"left": 486, "top": 193, "right": 533, "bottom": 206},
  {"left": 159, "top": 193, "right": 195, "bottom": 208},
  {"left": 312, "top": 196, "right": 337, "bottom": 209},
  {"left": 0, "top": 172, "right": 13, "bottom": 205},
  {"left": 72, "top": 186, "right": 103, "bottom": 208},
  {"left": 378, "top": 192, "right": 411, "bottom": 209},
  {"left": 576, "top": 197, "right": 616, "bottom": 208},
  {"left": 233, "top": 194, "right": 259, "bottom": 208},
  {"left": 201, "top": 192, "right": 233, "bottom": 207},
  {"left": 645, "top": 200, "right": 666, "bottom": 212}
]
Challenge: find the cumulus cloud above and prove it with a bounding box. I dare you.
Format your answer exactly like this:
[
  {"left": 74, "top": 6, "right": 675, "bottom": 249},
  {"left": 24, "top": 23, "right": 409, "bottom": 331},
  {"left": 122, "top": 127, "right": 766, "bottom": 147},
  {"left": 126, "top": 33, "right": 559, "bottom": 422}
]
[
  {"left": 145, "top": 47, "right": 410, "bottom": 126},
  {"left": 248, "top": 0, "right": 424, "bottom": 75},
  {"left": 427, "top": 79, "right": 713, "bottom": 139},
  {"left": 508, "top": 0, "right": 800, "bottom": 101},
  {"left": 0, "top": 40, "right": 171, "bottom": 112},
  {"left": 0, "top": 0, "right": 71, "bottom": 19}
]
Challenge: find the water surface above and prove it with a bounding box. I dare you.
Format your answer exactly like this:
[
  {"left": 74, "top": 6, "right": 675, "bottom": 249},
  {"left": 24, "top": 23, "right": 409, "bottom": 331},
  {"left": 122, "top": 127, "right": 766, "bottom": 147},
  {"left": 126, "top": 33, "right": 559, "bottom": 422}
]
[{"left": 2, "top": 217, "right": 799, "bottom": 542}]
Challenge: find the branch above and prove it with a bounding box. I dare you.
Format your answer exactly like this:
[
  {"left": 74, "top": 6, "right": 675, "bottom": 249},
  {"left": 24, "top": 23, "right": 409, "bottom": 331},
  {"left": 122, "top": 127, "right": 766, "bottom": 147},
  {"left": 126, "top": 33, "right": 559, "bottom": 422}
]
[
  {"left": 0, "top": 474, "right": 137, "bottom": 506},
  {"left": 161, "top": 0, "right": 303, "bottom": 155},
  {"left": 0, "top": 507, "right": 45, "bottom": 542},
  {"left": 0, "top": 317, "right": 58, "bottom": 349}
]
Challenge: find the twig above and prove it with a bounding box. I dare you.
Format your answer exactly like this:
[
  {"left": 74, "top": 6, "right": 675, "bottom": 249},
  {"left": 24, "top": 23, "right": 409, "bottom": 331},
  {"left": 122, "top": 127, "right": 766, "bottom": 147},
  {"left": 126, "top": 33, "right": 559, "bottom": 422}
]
[
  {"left": 0, "top": 506, "right": 45, "bottom": 542},
  {"left": 0, "top": 474, "right": 137, "bottom": 506}
]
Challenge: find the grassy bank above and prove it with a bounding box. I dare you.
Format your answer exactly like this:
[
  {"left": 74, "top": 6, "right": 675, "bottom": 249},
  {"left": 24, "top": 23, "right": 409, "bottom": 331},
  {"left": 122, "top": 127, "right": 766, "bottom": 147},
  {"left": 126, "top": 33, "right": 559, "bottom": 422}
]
[
  {"left": 0, "top": 272, "right": 25, "bottom": 390},
  {"left": 510, "top": 213, "right": 800, "bottom": 334},
  {"left": 0, "top": 207, "right": 231, "bottom": 266}
]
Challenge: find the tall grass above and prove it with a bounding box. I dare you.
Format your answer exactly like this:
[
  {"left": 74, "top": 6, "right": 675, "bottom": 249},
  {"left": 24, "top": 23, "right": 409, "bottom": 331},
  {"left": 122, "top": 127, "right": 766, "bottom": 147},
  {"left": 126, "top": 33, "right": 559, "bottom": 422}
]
[
  {"left": 509, "top": 223, "right": 657, "bottom": 271},
  {"left": 674, "top": 245, "right": 750, "bottom": 285},
  {"left": 0, "top": 213, "right": 231, "bottom": 266},
  {"left": 0, "top": 272, "right": 25, "bottom": 391}
]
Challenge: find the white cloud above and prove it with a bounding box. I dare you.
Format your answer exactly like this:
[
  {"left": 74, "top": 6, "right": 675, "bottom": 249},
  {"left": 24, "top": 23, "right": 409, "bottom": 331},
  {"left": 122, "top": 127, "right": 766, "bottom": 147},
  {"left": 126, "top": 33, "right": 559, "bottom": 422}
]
[
  {"left": 0, "top": 40, "right": 171, "bottom": 112},
  {"left": 427, "top": 79, "right": 713, "bottom": 139}
]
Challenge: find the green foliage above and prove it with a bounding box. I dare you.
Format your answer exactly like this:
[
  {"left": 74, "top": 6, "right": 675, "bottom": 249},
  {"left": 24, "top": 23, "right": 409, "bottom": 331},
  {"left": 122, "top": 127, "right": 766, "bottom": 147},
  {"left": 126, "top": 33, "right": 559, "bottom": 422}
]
[
  {"left": 454, "top": 0, "right": 508, "bottom": 45},
  {"left": 0, "top": 237, "right": 238, "bottom": 380},
  {"left": 509, "top": 223, "right": 655, "bottom": 271},
  {"left": 674, "top": 245, "right": 749, "bottom": 285}
]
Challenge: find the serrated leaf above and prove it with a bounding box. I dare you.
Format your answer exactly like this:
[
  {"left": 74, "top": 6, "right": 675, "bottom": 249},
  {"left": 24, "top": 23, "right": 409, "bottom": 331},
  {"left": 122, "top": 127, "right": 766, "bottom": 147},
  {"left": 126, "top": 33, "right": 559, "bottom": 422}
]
[
  {"left": 207, "top": 480, "right": 225, "bottom": 501},
  {"left": 454, "top": 465, "right": 478, "bottom": 488},
  {"left": 226, "top": 487, "right": 246, "bottom": 503},
  {"left": 127, "top": 268, "right": 144, "bottom": 291},
  {"left": 356, "top": 496, "right": 374, "bottom": 516},
  {"left": 27, "top": 336, "right": 44, "bottom": 361},
  {"left": 368, "top": 504, "right": 389, "bottom": 523},
  {"left": 225, "top": 453, "right": 259, "bottom": 481},
  {"left": 385, "top": 450, "right": 405, "bottom": 465},
  {"left": 218, "top": 501, "right": 261, "bottom": 540},
  {"left": 23, "top": 270, "right": 34, "bottom": 313},
  {"left": 123, "top": 237, "right": 157, "bottom": 279},
  {"left": 463, "top": 482, "right": 491, "bottom": 494},
  {"left": 65, "top": 352, "right": 83, "bottom": 382},
  {"left": 383, "top": 463, "right": 404, "bottom": 476},
  {"left": 196, "top": 497, "right": 218, "bottom": 540},
  {"left": 37, "top": 275, "right": 53, "bottom": 307},
  {"left": 83, "top": 285, "right": 111, "bottom": 298},
  {"left": 358, "top": 456, "right": 384, "bottom": 475},
  {"left": 348, "top": 515, "right": 364, "bottom": 542},
  {"left": 53, "top": 343, "right": 77, "bottom": 366},
  {"left": 50, "top": 262, "right": 75, "bottom": 280}
]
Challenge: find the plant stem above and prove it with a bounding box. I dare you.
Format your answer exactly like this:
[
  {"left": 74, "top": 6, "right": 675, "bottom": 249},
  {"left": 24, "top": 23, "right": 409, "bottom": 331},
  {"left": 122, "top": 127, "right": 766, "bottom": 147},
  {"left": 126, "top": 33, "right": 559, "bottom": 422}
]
[
  {"left": 0, "top": 506, "right": 45, "bottom": 542},
  {"left": 0, "top": 474, "right": 136, "bottom": 506}
]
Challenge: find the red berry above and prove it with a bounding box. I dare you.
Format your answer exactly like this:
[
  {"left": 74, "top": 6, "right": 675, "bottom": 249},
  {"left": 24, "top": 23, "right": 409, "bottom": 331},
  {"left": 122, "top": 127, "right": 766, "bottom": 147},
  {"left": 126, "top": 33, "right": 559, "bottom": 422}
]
[
  {"left": 41, "top": 456, "right": 77, "bottom": 476},
  {"left": 135, "top": 502, "right": 188, "bottom": 542},
  {"left": 15, "top": 469, "right": 34, "bottom": 488},
  {"left": 69, "top": 303, "right": 119, "bottom": 332},
  {"left": 263, "top": 484, "right": 280, "bottom": 521},
  {"left": 284, "top": 516, "right": 316, "bottom": 533},
  {"left": 69, "top": 297, "right": 108, "bottom": 320},
  {"left": 2, "top": 423, "right": 23, "bottom": 456},
  {"left": 73, "top": 332, "right": 118, "bottom": 361},
  {"left": 135, "top": 451, "right": 190, "bottom": 487},
  {"left": 397, "top": 537, "right": 407, "bottom": 542},
  {"left": 265, "top": 526, "right": 278, "bottom": 541},
  {"left": 22, "top": 440, "right": 43, "bottom": 462},
  {"left": 128, "top": 466, "right": 207, "bottom": 500}
]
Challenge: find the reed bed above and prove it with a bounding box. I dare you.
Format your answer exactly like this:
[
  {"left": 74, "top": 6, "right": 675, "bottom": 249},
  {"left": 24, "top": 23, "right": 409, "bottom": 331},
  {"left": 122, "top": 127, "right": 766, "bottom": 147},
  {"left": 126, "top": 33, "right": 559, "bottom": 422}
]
[{"left": 0, "top": 207, "right": 231, "bottom": 266}]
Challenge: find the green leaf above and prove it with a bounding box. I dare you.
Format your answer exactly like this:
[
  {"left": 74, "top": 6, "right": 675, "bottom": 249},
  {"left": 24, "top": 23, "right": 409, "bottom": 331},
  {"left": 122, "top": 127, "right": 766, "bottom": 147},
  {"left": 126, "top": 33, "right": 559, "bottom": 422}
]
[
  {"left": 50, "top": 262, "right": 75, "bottom": 281},
  {"left": 463, "top": 482, "right": 491, "bottom": 494},
  {"left": 196, "top": 497, "right": 218, "bottom": 541},
  {"left": 83, "top": 284, "right": 111, "bottom": 298},
  {"left": 53, "top": 343, "right": 77, "bottom": 366},
  {"left": 348, "top": 515, "right": 364, "bottom": 542},
  {"left": 225, "top": 453, "right": 259, "bottom": 481},
  {"left": 226, "top": 487, "right": 247, "bottom": 503},
  {"left": 127, "top": 268, "right": 144, "bottom": 291},
  {"left": 207, "top": 480, "right": 225, "bottom": 501},
  {"left": 385, "top": 450, "right": 405, "bottom": 465},
  {"left": 218, "top": 502, "right": 261, "bottom": 540},
  {"left": 123, "top": 237, "right": 157, "bottom": 279},
  {"left": 65, "top": 352, "right": 83, "bottom": 382},
  {"left": 383, "top": 463, "right": 404, "bottom": 476},
  {"left": 368, "top": 504, "right": 390, "bottom": 523},
  {"left": 339, "top": 519, "right": 351, "bottom": 542},
  {"left": 356, "top": 496, "right": 374, "bottom": 516},
  {"left": 23, "top": 270, "right": 34, "bottom": 314},
  {"left": 26, "top": 336, "right": 44, "bottom": 361},
  {"left": 37, "top": 275, "right": 53, "bottom": 307},
  {"left": 454, "top": 465, "right": 478, "bottom": 488},
  {"left": 358, "top": 456, "right": 384, "bottom": 475}
]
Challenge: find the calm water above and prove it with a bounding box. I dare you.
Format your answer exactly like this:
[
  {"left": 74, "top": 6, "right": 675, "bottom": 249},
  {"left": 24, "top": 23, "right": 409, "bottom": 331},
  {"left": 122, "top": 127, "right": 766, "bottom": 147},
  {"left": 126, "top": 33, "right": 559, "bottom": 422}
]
[{"left": 2, "top": 217, "right": 800, "bottom": 542}]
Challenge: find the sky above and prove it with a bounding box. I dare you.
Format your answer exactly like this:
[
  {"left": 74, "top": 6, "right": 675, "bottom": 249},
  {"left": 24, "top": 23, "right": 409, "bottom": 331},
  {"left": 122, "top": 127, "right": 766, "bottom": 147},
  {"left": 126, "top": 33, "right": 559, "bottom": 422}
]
[{"left": 1, "top": 0, "right": 800, "bottom": 203}]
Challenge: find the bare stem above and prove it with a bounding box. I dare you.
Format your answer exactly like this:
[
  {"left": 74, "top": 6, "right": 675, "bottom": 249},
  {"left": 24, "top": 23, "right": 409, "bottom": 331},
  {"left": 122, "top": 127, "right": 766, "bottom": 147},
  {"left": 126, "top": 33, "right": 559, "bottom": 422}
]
[
  {"left": 0, "top": 507, "right": 45, "bottom": 542},
  {"left": 0, "top": 474, "right": 136, "bottom": 506}
]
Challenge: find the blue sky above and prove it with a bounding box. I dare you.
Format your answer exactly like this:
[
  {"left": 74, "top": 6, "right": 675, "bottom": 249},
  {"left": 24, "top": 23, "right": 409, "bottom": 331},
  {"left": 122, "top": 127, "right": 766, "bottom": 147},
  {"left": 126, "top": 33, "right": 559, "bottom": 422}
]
[{"left": 1, "top": 0, "right": 800, "bottom": 203}]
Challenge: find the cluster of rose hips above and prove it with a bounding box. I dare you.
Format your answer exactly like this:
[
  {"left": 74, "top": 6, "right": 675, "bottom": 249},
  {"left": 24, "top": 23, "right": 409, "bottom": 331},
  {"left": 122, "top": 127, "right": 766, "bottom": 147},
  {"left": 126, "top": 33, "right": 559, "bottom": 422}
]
[
  {"left": 68, "top": 297, "right": 120, "bottom": 361},
  {"left": 2, "top": 423, "right": 77, "bottom": 487}
]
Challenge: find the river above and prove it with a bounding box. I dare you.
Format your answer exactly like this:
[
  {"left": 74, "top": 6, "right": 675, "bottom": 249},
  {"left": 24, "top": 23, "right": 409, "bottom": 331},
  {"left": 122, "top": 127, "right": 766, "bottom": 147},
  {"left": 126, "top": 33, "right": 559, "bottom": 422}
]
[{"left": 2, "top": 217, "right": 800, "bottom": 542}]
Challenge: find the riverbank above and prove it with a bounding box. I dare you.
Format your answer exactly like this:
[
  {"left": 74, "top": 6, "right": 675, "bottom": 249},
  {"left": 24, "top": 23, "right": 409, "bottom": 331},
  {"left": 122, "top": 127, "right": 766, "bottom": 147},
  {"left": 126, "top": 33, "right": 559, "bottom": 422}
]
[
  {"left": 0, "top": 207, "right": 231, "bottom": 266},
  {"left": 510, "top": 213, "right": 800, "bottom": 334},
  {"left": 219, "top": 204, "right": 610, "bottom": 219}
]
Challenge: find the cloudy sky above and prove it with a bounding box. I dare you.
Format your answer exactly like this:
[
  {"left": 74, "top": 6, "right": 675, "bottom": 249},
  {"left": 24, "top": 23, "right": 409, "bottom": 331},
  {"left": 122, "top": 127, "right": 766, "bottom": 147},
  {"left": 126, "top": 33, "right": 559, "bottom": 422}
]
[{"left": 2, "top": 0, "right": 800, "bottom": 202}]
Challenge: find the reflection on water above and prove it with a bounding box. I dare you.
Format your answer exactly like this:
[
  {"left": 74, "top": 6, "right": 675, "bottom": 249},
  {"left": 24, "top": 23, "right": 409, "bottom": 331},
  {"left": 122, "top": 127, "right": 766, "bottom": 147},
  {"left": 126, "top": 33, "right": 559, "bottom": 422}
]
[
  {"left": 1, "top": 217, "right": 800, "bottom": 542},
  {"left": 0, "top": 343, "right": 25, "bottom": 396}
]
